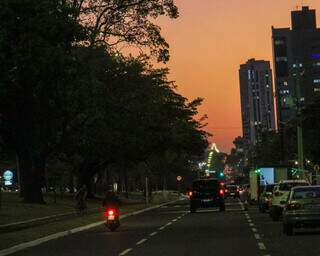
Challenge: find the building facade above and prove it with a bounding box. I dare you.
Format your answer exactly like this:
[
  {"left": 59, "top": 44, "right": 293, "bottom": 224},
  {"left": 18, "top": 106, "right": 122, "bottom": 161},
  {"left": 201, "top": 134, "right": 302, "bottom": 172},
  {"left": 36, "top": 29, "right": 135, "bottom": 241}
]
[
  {"left": 239, "top": 59, "right": 276, "bottom": 147},
  {"left": 272, "top": 6, "right": 320, "bottom": 126}
]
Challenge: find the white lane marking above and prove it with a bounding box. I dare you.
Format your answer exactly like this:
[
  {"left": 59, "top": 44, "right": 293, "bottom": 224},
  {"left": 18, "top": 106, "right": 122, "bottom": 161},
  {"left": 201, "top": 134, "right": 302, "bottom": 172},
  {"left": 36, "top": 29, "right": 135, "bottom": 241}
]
[
  {"left": 136, "top": 239, "right": 147, "bottom": 245},
  {"left": 172, "top": 219, "right": 178, "bottom": 222},
  {"left": 247, "top": 219, "right": 252, "bottom": 223},
  {"left": 254, "top": 234, "right": 261, "bottom": 240},
  {"left": 119, "top": 248, "right": 132, "bottom": 255},
  {"left": 165, "top": 222, "right": 172, "bottom": 226},
  {"left": 149, "top": 231, "right": 158, "bottom": 237},
  {"left": 249, "top": 223, "right": 254, "bottom": 227},
  {"left": 238, "top": 200, "right": 245, "bottom": 210},
  {"left": 252, "top": 227, "right": 257, "bottom": 232},
  {"left": 159, "top": 226, "right": 166, "bottom": 230},
  {"left": 258, "top": 242, "right": 266, "bottom": 250}
]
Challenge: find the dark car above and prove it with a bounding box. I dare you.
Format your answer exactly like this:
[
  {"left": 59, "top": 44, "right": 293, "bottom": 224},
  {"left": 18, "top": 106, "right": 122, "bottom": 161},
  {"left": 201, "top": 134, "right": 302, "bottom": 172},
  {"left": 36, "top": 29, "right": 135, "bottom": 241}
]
[
  {"left": 225, "top": 184, "right": 239, "bottom": 198},
  {"left": 189, "top": 179, "right": 225, "bottom": 213},
  {"left": 283, "top": 185, "right": 320, "bottom": 235},
  {"left": 259, "top": 183, "right": 276, "bottom": 213}
]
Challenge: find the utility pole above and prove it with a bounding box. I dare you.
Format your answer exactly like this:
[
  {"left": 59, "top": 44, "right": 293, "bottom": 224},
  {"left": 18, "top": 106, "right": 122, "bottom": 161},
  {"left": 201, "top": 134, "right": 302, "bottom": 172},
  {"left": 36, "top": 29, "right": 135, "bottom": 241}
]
[{"left": 295, "top": 61, "right": 304, "bottom": 176}]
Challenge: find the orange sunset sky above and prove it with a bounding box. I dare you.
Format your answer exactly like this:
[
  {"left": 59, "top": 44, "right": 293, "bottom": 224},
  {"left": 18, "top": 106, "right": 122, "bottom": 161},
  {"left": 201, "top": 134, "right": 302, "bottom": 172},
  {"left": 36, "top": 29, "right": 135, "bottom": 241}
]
[{"left": 157, "top": 0, "right": 320, "bottom": 153}]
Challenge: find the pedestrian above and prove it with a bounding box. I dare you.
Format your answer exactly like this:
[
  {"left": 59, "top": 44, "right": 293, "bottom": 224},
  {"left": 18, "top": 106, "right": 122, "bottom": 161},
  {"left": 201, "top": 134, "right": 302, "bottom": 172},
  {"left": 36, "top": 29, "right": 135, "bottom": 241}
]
[{"left": 75, "top": 185, "right": 88, "bottom": 214}]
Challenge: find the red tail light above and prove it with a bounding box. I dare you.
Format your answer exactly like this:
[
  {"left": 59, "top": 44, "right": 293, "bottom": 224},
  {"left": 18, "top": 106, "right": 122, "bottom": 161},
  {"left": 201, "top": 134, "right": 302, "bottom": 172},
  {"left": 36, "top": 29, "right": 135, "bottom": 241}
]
[
  {"left": 104, "top": 209, "right": 116, "bottom": 217},
  {"left": 219, "top": 189, "right": 224, "bottom": 196}
]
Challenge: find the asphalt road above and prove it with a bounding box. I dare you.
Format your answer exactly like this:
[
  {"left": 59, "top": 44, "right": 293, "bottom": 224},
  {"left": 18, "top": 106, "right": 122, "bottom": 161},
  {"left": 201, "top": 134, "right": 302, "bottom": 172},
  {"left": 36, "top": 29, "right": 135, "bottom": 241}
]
[{"left": 10, "top": 198, "right": 320, "bottom": 256}]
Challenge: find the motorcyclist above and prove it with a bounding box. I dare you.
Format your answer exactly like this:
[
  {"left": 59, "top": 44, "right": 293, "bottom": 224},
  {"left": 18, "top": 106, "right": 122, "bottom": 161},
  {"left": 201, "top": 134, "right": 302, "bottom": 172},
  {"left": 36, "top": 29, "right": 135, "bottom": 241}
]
[{"left": 102, "top": 190, "right": 120, "bottom": 214}]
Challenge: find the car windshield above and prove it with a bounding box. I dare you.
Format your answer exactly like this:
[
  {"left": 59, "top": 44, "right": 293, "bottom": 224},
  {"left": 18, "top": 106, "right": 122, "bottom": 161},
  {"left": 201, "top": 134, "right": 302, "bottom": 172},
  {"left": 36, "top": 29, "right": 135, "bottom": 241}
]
[
  {"left": 193, "top": 180, "right": 218, "bottom": 192},
  {"left": 279, "top": 183, "right": 308, "bottom": 191},
  {"left": 293, "top": 187, "right": 320, "bottom": 199}
]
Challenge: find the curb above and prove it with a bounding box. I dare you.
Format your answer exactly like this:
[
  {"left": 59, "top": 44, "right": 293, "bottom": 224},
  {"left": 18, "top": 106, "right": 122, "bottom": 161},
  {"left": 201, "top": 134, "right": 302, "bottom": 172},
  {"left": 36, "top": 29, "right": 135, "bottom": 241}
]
[{"left": 0, "top": 199, "right": 183, "bottom": 256}]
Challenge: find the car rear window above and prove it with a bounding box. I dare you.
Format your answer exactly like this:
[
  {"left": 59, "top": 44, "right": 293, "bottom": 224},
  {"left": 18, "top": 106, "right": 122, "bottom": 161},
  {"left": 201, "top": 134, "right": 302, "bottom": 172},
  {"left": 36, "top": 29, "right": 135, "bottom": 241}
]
[
  {"left": 193, "top": 180, "right": 218, "bottom": 192},
  {"left": 293, "top": 187, "right": 320, "bottom": 199},
  {"left": 279, "top": 182, "right": 308, "bottom": 191},
  {"left": 266, "top": 184, "right": 275, "bottom": 192}
]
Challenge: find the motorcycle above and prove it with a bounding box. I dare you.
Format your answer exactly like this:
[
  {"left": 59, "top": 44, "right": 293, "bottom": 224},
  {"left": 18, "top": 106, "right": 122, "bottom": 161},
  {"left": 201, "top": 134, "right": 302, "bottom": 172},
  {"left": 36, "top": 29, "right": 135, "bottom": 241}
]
[{"left": 104, "top": 207, "right": 120, "bottom": 231}]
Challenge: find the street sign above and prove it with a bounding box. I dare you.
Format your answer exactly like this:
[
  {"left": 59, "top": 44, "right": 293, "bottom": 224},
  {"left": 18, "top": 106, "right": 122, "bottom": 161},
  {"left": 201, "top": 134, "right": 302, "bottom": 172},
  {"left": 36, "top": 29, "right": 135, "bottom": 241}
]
[
  {"left": 176, "top": 176, "right": 182, "bottom": 182},
  {"left": 3, "top": 170, "right": 13, "bottom": 186}
]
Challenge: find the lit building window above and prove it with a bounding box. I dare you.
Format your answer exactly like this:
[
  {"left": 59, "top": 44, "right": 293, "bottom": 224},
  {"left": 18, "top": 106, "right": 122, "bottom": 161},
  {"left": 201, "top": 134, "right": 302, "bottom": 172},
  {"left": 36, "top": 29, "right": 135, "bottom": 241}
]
[
  {"left": 248, "top": 70, "right": 251, "bottom": 80},
  {"left": 274, "top": 40, "right": 284, "bottom": 45},
  {"left": 293, "top": 64, "right": 297, "bottom": 68},
  {"left": 313, "top": 79, "right": 320, "bottom": 84},
  {"left": 276, "top": 57, "right": 288, "bottom": 62},
  {"left": 283, "top": 81, "right": 288, "bottom": 86},
  {"left": 266, "top": 84, "right": 269, "bottom": 88},
  {"left": 314, "top": 88, "right": 320, "bottom": 92},
  {"left": 313, "top": 62, "right": 320, "bottom": 67}
]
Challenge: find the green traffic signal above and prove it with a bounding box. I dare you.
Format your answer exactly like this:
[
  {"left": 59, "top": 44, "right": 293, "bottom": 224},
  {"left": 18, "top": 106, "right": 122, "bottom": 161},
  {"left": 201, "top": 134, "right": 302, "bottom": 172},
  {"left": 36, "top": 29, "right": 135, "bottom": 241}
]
[{"left": 219, "top": 172, "right": 224, "bottom": 177}]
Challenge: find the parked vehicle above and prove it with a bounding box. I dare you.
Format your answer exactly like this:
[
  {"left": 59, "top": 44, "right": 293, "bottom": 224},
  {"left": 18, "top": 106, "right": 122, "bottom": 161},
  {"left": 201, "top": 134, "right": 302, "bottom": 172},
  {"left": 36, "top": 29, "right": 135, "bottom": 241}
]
[
  {"left": 259, "top": 184, "right": 277, "bottom": 213},
  {"left": 189, "top": 179, "right": 225, "bottom": 213},
  {"left": 269, "top": 180, "right": 309, "bottom": 221},
  {"left": 283, "top": 185, "right": 320, "bottom": 235}
]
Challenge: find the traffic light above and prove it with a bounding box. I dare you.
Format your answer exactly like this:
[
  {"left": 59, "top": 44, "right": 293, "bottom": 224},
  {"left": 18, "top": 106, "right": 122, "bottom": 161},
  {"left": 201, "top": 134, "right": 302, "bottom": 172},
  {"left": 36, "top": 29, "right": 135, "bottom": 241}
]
[
  {"left": 255, "top": 168, "right": 261, "bottom": 175},
  {"left": 219, "top": 172, "right": 224, "bottom": 178},
  {"left": 291, "top": 168, "right": 298, "bottom": 176}
]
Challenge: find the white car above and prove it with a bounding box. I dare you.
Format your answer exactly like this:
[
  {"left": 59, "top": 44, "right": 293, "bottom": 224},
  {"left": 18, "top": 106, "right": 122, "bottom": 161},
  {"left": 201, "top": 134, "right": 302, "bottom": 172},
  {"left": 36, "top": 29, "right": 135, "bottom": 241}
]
[{"left": 269, "top": 180, "right": 309, "bottom": 221}]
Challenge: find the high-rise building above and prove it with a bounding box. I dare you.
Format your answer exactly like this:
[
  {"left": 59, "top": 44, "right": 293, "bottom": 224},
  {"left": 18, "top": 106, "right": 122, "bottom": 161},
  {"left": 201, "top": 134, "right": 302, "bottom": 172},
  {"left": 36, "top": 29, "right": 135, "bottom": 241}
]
[
  {"left": 239, "top": 59, "right": 276, "bottom": 147},
  {"left": 272, "top": 6, "right": 320, "bottom": 126}
]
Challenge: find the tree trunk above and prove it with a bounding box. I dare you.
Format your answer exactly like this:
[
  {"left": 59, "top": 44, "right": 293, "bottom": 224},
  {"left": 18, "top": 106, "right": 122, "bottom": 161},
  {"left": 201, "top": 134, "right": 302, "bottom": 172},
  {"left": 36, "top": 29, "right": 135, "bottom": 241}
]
[
  {"left": 124, "top": 168, "right": 129, "bottom": 199},
  {"left": 19, "top": 150, "right": 45, "bottom": 204}
]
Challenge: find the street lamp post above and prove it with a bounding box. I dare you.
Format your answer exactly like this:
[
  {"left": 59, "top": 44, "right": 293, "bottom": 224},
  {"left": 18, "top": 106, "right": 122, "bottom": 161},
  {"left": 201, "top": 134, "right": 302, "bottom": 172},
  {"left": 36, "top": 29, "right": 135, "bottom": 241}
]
[{"left": 295, "top": 61, "right": 305, "bottom": 176}]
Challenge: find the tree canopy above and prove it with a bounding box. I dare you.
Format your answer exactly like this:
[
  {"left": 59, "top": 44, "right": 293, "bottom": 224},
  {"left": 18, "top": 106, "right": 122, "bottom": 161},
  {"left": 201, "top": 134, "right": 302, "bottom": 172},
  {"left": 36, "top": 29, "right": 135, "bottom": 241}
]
[{"left": 0, "top": 0, "right": 208, "bottom": 203}]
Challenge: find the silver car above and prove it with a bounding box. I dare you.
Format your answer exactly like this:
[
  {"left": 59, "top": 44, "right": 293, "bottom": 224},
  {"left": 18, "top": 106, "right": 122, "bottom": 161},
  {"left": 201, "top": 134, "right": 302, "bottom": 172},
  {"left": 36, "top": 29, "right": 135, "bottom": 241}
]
[{"left": 283, "top": 185, "right": 320, "bottom": 235}]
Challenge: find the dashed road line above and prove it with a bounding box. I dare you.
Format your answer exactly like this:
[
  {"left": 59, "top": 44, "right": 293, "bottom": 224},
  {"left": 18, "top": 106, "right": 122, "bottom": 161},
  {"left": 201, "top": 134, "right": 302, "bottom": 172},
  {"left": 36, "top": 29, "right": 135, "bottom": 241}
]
[
  {"left": 159, "top": 226, "right": 166, "bottom": 230},
  {"left": 258, "top": 242, "right": 266, "bottom": 250},
  {"left": 172, "top": 218, "right": 178, "bottom": 222},
  {"left": 149, "top": 231, "right": 158, "bottom": 237},
  {"left": 254, "top": 234, "right": 261, "bottom": 240},
  {"left": 119, "top": 248, "right": 133, "bottom": 256},
  {"left": 249, "top": 223, "right": 254, "bottom": 227},
  {"left": 165, "top": 222, "right": 172, "bottom": 226},
  {"left": 136, "top": 239, "right": 147, "bottom": 245},
  {"left": 252, "top": 227, "right": 257, "bottom": 232}
]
